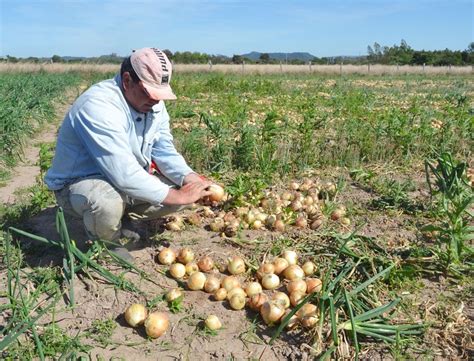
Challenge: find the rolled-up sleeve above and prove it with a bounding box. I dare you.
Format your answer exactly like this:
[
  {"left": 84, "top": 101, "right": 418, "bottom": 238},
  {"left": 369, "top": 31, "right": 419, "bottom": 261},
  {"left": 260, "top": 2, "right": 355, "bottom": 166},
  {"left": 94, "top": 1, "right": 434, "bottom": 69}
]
[
  {"left": 74, "top": 98, "right": 170, "bottom": 204},
  {"left": 151, "top": 105, "right": 194, "bottom": 186}
]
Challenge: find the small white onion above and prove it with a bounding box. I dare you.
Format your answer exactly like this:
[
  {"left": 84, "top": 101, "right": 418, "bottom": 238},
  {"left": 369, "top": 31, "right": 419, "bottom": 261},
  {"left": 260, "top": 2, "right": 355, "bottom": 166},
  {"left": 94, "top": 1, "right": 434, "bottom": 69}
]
[
  {"left": 165, "top": 288, "right": 183, "bottom": 303},
  {"left": 177, "top": 248, "right": 195, "bottom": 264},
  {"left": 157, "top": 248, "right": 176, "bottom": 265},
  {"left": 302, "top": 261, "right": 316, "bottom": 276},
  {"left": 248, "top": 293, "right": 268, "bottom": 311},
  {"left": 284, "top": 265, "right": 305, "bottom": 280},
  {"left": 221, "top": 275, "right": 240, "bottom": 291},
  {"left": 260, "top": 301, "right": 285, "bottom": 325},
  {"left": 245, "top": 282, "right": 263, "bottom": 297},
  {"left": 169, "top": 263, "right": 186, "bottom": 279},
  {"left": 185, "top": 262, "right": 199, "bottom": 275},
  {"left": 272, "top": 257, "right": 289, "bottom": 275},
  {"left": 227, "top": 256, "right": 246, "bottom": 275},
  {"left": 208, "top": 184, "right": 225, "bottom": 202},
  {"left": 205, "top": 314, "right": 222, "bottom": 330},
  {"left": 282, "top": 250, "right": 298, "bottom": 265},
  {"left": 306, "top": 278, "right": 323, "bottom": 293},
  {"left": 204, "top": 275, "right": 221, "bottom": 293},
  {"left": 197, "top": 256, "right": 215, "bottom": 273},
  {"left": 286, "top": 279, "right": 307, "bottom": 294},
  {"left": 289, "top": 290, "right": 306, "bottom": 307},
  {"left": 272, "top": 291, "right": 290, "bottom": 309},
  {"left": 213, "top": 288, "right": 227, "bottom": 301},
  {"left": 297, "top": 303, "right": 317, "bottom": 319},
  {"left": 256, "top": 263, "right": 275, "bottom": 279},
  {"left": 229, "top": 294, "right": 246, "bottom": 310},
  {"left": 226, "top": 287, "right": 247, "bottom": 301}
]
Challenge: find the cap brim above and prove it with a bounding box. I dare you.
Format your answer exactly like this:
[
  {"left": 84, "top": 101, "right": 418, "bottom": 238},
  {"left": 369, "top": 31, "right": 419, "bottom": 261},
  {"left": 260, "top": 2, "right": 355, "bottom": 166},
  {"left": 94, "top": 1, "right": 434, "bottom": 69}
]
[{"left": 143, "top": 83, "right": 177, "bottom": 101}]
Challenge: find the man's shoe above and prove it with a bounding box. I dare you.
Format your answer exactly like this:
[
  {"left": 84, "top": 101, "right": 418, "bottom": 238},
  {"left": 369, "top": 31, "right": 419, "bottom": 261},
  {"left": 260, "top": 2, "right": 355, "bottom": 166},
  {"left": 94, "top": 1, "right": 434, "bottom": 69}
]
[{"left": 109, "top": 246, "right": 134, "bottom": 263}]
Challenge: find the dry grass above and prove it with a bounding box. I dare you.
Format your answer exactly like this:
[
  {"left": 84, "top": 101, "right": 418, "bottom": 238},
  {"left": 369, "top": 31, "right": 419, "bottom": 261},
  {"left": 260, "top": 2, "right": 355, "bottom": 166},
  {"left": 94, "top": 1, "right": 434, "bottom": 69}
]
[{"left": 1, "top": 62, "right": 472, "bottom": 75}]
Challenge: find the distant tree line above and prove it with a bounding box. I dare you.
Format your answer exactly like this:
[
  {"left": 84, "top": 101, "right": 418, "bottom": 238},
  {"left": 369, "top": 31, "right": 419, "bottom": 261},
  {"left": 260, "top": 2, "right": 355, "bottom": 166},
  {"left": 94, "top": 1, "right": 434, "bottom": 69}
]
[{"left": 1, "top": 41, "right": 472, "bottom": 65}]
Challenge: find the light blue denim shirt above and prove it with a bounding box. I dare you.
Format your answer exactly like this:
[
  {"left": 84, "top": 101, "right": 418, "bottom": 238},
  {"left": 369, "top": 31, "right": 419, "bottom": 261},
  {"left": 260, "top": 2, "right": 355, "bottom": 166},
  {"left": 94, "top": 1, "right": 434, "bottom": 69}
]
[{"left": 45, "top": 74, "right": 194, "bottom": 205}]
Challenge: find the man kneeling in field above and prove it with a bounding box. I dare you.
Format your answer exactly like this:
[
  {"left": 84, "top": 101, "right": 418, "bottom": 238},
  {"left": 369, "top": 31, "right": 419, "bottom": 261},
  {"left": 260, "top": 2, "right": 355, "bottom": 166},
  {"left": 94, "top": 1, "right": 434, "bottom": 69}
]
[{"left": 45, "top": 47, "right": 214, "bottom": 260}]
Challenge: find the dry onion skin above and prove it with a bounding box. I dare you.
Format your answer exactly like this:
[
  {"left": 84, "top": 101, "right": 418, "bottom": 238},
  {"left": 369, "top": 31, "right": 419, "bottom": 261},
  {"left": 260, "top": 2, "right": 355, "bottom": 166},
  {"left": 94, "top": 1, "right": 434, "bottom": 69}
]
[
  {"left": 282, "top": 250, "right": 298, "bottom": 265},
  {"left": 248, "top": 293, "right": 268, "bottom": 311},
  {"left": 245, "top": 282, "right": 263, "bottom": 297},
  {"left": 256, "top": 263, "right": 275, "bottom": 279},
  {"left": 272, "top": 257, "right": 289, "bottom": 275},
  {"left": 213, "top": 288, "right": 228, "bottom": 301},
  {"left": 144, "top": 312, "right": 169, "bottom": 338},
  {"left": 306, "top": 278, "right": 323, "bottom": 293},
  {"left": 204, "top": 275, "right": 221, "bottom": 294},
  {"left": 286, "top": 279, "right": 307, "bottom": 294},
  {"left": 226, "top": 287, "right": 247, "bottom": 301},
  {"left": 272, "top": 291, "right": 290, "bottom": 309},
  {"left": 124, "top": 303, "right": 148, "bottom": 327},
  {"left": 221, "top": 275, "right": 240, "bottom": 291},
  {"left": 185, "top": 262, "right": 199, "bottom": 276},
  {"left": 227, "top": 256, "right": 246, "bottom": 275},
  {"left": 283, "top": 265, "right": 305, "bottom": 281},
  {"left": 260, "top": 301, "right": 285, "bottom": 325},
  {"left": 177, "top": 248, "right": 195, "bottom": 264},
  {"left": 197, "top": 256, "right": 215, "bottom": 273},
  {"left": 229, "top": 294, "right": 246, "bottom": 310},
  {"left": 165, "top": 288, "right": 183, "bottom": 303}
]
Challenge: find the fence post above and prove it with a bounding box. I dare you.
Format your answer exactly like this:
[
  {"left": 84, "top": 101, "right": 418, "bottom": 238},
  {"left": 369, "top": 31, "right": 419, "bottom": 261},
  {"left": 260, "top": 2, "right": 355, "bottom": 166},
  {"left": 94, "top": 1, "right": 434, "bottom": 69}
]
[
  {"left": 340, "top": 62, "right": 343, "bottom": 75},
  {"left": 280, "top": 61, "right": 283, "bottom": 73},
  {"left": 423, "top": 63, "right": 425, "bottom": 74},
  {"left": 309, "top": 61, "right": 312, "bottom": 72},
  {"left": 367, "top": 63, "right": 370, "bottom": 73},
  {"left": 242, "top": 61, "right": 245, "bottom": 74},
  {"left": 208, "top": 60, "right": 213, "bottom": 71},
  {"left": 448, "top": 64, "right": 451, "bottom": 74}
]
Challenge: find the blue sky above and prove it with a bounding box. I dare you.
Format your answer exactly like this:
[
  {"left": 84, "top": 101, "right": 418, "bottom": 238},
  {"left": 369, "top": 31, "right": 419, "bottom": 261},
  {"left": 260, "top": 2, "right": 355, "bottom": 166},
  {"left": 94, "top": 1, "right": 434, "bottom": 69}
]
[{"left": 1, "top": 0, "right": 472, "bottom": 58}]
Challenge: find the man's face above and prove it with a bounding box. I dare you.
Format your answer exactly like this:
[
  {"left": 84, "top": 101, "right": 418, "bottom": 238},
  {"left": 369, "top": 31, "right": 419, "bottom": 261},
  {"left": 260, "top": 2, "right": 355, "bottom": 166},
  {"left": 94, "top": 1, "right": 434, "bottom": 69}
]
[{"left": 122, "top": 72, "right": 161, "bottom": 113}]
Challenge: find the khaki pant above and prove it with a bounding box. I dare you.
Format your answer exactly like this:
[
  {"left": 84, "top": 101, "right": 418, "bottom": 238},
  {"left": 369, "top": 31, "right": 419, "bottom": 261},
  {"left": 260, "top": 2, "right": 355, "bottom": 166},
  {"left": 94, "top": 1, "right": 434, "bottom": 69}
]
[{"left": 54, "top": 175, "right": 183, "bottom": 241}]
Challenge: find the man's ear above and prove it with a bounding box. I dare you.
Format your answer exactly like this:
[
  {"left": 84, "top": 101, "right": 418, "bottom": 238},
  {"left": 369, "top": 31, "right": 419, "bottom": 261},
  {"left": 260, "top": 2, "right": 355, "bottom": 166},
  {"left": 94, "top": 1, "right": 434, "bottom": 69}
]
[{"left": 122, "top": 72, "right": 132, "bottom": 91}]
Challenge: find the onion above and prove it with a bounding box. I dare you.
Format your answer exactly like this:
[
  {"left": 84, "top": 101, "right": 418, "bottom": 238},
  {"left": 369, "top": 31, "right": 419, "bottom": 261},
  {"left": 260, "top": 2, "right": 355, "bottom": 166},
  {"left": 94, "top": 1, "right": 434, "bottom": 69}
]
[
  {"left": 272, "top": 291, "right": 290, "bottom": 309},
  {"left": 186, "top": 213, "right": 202, "bottom": 226},
  {"left": 286, "top": 279, "right": 307, "bottom": 294},
  {"left": 229, "top": 294, "right": 246, "bottom": 310},
  {"left": 197, "top": 256, "right": 214, "bottom": 272},
  {"left": 260, "top": 301, "right": 285, "bottom": 325},
  {"left": 144, "top": 312, "right": 169, "bottom": 338},
  {"left": 226, "top": 287, "right": 247, "bottom": 301},
  {"left": 256, "top": 263, "right": 275, "bottom": 279},
  {"left": 310, "top": 218, "right": 323, "bottom": 230},
  {"left": 165, "top": 288, "right": 183, "bottom": 303},
  {"left": 227, "top": 256, "right": 246, "bottom": 275},
  {"left": 208, "top": 184, "right": 225, "bottom": 202},
  {"left": 209, "top": 218, "right": 225, "bottom": 232},
  {"left": 187, "top": 272, "right": 206, "bottom": 290},
  {"left": 289, "top": 290, "right": 306, "bottom": 307},
  {"left": 281, "top": 191, "right": 293, "bottom": 201},
  {"left": 177, "top": 248, "right": 195, "bottom": 264},
  {"left": 261, "top": 273, "right": 280, "bottom": 290},
  {"left": 205, "top": 315, "right": 222, "bottom": 330},
  {"left": 202, "top": 206, "right": 215, "bottom": 217},
  {"left": 297, "top": 303, "right": 317, "bottom": 318},
  {"left": 283, "top": 265, "right": 305, "bottom": 280},
  {"left": 303, "top": 196, "right": 314, "bottom": 206},
  {"left": 272, "top": 257, "right": 289, "bottom": 275},
  {"left": 221, "top": 275, "right": 240, "bottom": 291},
  {"left": 248, "top": 293, "right": 268, "bottom": 311},
  {"left": 265, "top": 214, "right": 277, "bottom": 228},
  {"left": 124, "top": 303, "right": 147, "bottom": 327},
  {"left": 283, "top": 309, "right": 299, "bottom": 330},
  {"left": 290, "top": 200, "right": 303, "bottom": 212},
  {"left": 290, "top": 181, "right": 300, "bottom": 190},
  {"left": 273, "top": 220, "right": 285, "bottom": 232},
  {"left": 169, "top": 263, "right": 186, "bottom": 279},
  {"left": 306, "top": 278, "right": 323, "bottom": 293},
  {"left": 302, "top": 261, "right": 316, "bottom": 276},
  {"left": 300, "top": 315, "right": 318, "bottom": 329},
  {"left": 245, "top": 282, "right": 263, "bottom": 297},
  {"left": 204, "top": 275, "right": 221, "bottom": 293},
  {"left": 251, "top": 220, "right": 263, "bottom": 230},
  {"left": 341, "top": 217, "right": 351, "bottom": 226},
  {"left": 223, "top": 211, "right": 236, "bottom": 223},
  {"left": 294, "top": 215, "right": 307, "bottom": 228},
  {"left": 330, "top": 208, "right": 345, "bottom": 221},
  {"left": 185, "top": 262, "right": 199, "bottom": 275},
  {"left": 213, "top": 288, "right": 227, "bottom": 301},
  {"left": 282, "top": 250, "right": 298, "bottom": 265},
  {"left": 166, "top": 221, "right": 182, "bottom": 231},
  {"left": 235, "top": 207, "right": 249, "bottom": 218},
  {"left": 157, "top": 248, "right": 176, "bottom": 265}
]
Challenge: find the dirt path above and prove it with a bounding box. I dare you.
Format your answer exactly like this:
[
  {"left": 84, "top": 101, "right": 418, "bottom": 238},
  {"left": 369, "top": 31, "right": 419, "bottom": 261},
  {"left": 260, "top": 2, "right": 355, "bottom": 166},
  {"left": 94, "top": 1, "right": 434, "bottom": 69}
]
[{"left": 0, "top": 87, "right": 81, "bottom": 204}]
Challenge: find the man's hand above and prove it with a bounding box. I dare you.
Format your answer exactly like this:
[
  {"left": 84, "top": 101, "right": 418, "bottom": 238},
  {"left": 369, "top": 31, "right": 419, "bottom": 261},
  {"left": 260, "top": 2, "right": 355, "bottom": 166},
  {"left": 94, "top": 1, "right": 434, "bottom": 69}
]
[
  {"left": 162, "top": 180, "right": 213, "bottom": 205},
  {"left": 183, "top": 172, "right": 207, "bottom": 185}
]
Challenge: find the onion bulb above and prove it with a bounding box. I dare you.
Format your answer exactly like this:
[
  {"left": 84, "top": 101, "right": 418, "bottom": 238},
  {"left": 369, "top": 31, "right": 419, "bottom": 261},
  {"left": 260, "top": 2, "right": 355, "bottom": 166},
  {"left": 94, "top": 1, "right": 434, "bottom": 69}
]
[
  {"left": 294, "top": 215, "right": 307, "bottom": 229},
  {"left": 226, "top": 287, "right": 246, "bottom": 301},
  {"left": 169, "top": 263, "right": 186, "bottom": 279},
  {"left": 330, "top": 208, "right": 345, "bottom": 221},
  {"left": 310, "top": 218, "right": 323, "bottom": 230},
  {"left": 306, "top": 278, "right": 323, "bottom": 293},
  {"left": 289, "top": 291, "right": 306, "bottom": 307},
  {"left": 273, "top": 220, "right": 285, "bottom": 232},
  {"left": 221, "top": 275, "right": 240, "bottom": 291},
  {"left": 260, "top": 301, "right": 285, "bottom": 325},
  {"left": 177, "top": 248, "right": 194, "bottom": 264},
  {"left": 229, "top": 294, "right": 246, "bottom": 310},
  {"left": 213, "top": 288, "right": 227, "bottom": 301},
  {"left": 157, "top": 248, "right": 176, "bottom": 265},
  {"left": 283, "top": 309, "right": 299, "bottom": 330},
  {"left": 166, "top": 221, "right": 182, "bottom": 231},
  {"left": 272, "top": 291, "right": 290, "bottom": 309},
  {"left": 205, "top": 315, "right": 222, "bottom": 330},
  {"left": 283, "top": 265, "right": 305, "bottom": 280},
  {"left": 245, "top": 282, "right": 263, "bottom": 297},
  {"left": 248, "top": 293, "right": 268, "bottom": 311},
  {"left": 341, "top": 217, "right": 351, "bottom": 226},
  {"left": 302, "top": 261, "right": 316, "bottom": 276},
  {"left": 282, "top": 250, "right": 298, "bottom": 265},
  {"left": 209, "top": 218, "right": 225, "bottom": 232},
  {"left": 185, "top": 262, "right": 199, "bottom": 275},
  {"left": 208, "top": 184, "right": 225, "bottom": 202},
  {"left": 124, "top": 303, "right": 148, "bottom": 327},
  {"left": 256, "top": 263, "right": 275, "bottom": 279},
  {"left": 144, "top": 312, "right": 169, "bottom": 338},
  {"left": 227, "top": 256, "right": 246, "bottom": 275},
  {"left": 261, "top": 273, "right": 280, "bottom": 290},
  {"left": 286, "top": 279, "right": 307, "bottom": 294},
  {"left": 297, "top": 303, "right": 317, "bottom": 319},
  {"left": 187, "top": 272, "right": 206, "bottom": 290},
  {"left": 197, "top": 256, "right": 214, "bottom": 273},
  {"left": 272, "top": 257, "right": 289, "bottom": 275},
  {"left": 300, "top": 315, "right": 318, "bottom": 329},
  {"left": 204, "top": 275, "right": 221, "bottom": 293},
  {"left": 165, "top": 288, "right": 183, "bottom": 303}
]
